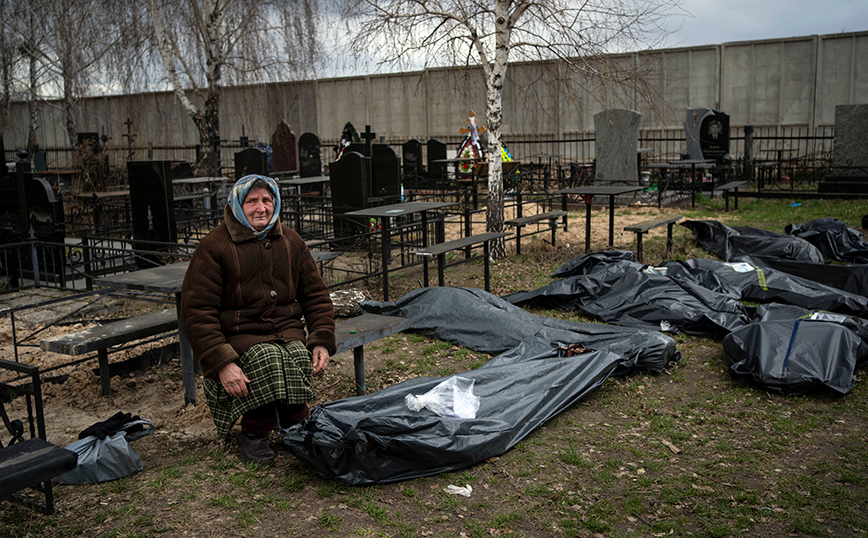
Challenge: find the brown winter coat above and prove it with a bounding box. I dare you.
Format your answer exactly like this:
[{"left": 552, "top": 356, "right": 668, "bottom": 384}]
[{"left": 180, "top": 206, "right": 336, "bottom": 380}]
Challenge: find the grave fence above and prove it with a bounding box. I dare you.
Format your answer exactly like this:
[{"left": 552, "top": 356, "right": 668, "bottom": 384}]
[{"left": 6, "top": 129, "right": 836, "bottom": 195}]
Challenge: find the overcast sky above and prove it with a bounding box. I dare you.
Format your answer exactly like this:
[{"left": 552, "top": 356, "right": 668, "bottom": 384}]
[{"left": 662, "top": 0, "right": 868, "bottom": 48}]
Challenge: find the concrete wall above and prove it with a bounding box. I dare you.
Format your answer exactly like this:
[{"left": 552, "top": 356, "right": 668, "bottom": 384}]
[{"left": 4, "top": 31, "right": 867, "bottom": 155}]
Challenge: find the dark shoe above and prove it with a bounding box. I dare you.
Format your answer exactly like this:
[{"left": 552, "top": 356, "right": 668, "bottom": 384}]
[{"left": 240, "top": 434, "right": 275, "bottom": 465}]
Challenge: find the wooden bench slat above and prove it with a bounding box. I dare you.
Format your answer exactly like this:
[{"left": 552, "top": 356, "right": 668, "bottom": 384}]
[
  {"left": 623, "top": 215, "right": 682, "bottom": 263},
  {"left": 334, "top": 313, "right": 411, "bottom": 396},
  {"left": 0, "top": 438, "right": 78, "bottom": 498},
  {"left": 413, "top": 232, "right": 510, "bottom": 257},
  {"left": 335, "top": 313, "right": 411, "bottom": 355},
  {"left": 412, "top": 232, "right": 510, "bottom": 292},
  {"left": 40, "top": 308, "right": 178, "bottom": 356},
  {"left": 505, "top": 210, "right": 567, "bottom": 255},
  {"left": 623, "top": 214, "right": 682, "bottom": 233},
  {"left": 505, "top": 210, "right": 567, "bottom": 227}
]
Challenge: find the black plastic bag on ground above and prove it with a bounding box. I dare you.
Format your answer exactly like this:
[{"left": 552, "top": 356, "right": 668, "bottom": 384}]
[
  {"left": 280, "top": 341, "right": 621, "bottom": 485},
  {"left": 681, "top": 220, "right": 824, "bottom": 263},
  {"left": 503, "top": 252, "right": 752, "bottom": 338},
  {"left": 734, "top": 254, "right": 868, "bottom": 297},
  {"left": 660, "top": 258, "right": 868, "bottom": 317},
  {"left": 362, "top": 286, "right": 680, "bottom": 374},
  {"left": 722, "top": 312, "right": 868, "bottom": 395},
  {"left": 785, "top": 218, "right": 868, "bottom": 264}
]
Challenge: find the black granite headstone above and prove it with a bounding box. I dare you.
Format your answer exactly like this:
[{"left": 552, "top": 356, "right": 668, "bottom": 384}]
[
  {"left": 329, "top": 151, "right": 369, "bottom": 243},
  {"left": 684, "top": 108, "right": 730, "bottom": 162},
  {"left": 402, "top": 139, "right": 423, "bottom": 185},
  {"left": 426, "top": 138, "right": 448, "bottom": 185},
  {"left": 234, "top": 147, "right": 268, "bottom": 179},
  {"left": 271, "top": 121, "right": 299, "bottom": 176},
  {"left": 128, "top": 160, "right": 177, "bottom": 266},
  {"left": 346, "top": 143, "right": 401, "bottom": 202},
  {"left": 298, "top": 132, "right": 322, "bottom": 178}
]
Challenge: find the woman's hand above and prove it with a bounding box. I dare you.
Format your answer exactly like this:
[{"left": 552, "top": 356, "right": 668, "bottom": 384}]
[
  {"left": 219, "top": 362, "right": 250, "bottom": 398},
  {"left": 312, "top": 345, "right": 330, "bottom": 376}
]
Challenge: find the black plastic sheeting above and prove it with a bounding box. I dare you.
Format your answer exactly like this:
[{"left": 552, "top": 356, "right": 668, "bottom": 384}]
[
  {"left": 733, "top": 255, "right": 868, "bottom": 297},
  {"left": 680, "top": 220, "right": 824, "bottom": 263},
  {"left": 281, "top": 342, "right": 620, "bottom": 485},
  {"left": 658, "top": 258, "right": 868, "bottom": 317},
  {"left": 785, "top": 217, "right": 868, "bottom": 264},
  {"left": 723, "top": 310, "right": 868, "bottom": 395},
  {"left": 279, "top": 287, "right": 681, "bottom": 485},
  {"left": 360, "top": 287, "right": 680, "bottom": 375},
  {"left": 504, "top": 251, "right": 753, "bottom": 337}
]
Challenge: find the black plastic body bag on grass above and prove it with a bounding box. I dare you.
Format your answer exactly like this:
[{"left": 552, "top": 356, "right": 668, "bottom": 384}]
[{"left": 279, "top": 287, "right": 681, "bottom": 485}]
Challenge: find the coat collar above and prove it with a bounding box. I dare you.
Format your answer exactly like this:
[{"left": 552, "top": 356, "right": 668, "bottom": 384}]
[{"left": 224, "top": 205, "right": 284, "bottom": 243}]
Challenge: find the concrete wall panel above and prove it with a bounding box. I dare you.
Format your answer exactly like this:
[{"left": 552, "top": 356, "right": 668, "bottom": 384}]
[{"left": 5, "top": 31, "right": 868, "bottom": 155}]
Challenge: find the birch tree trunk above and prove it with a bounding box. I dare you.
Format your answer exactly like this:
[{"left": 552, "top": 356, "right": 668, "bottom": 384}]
[
  {"left": 483, "top": 0, "right": 516, "bottom": 259},
  {"left": 25, "top": 0, "right": 39, "bottom": 153},
  {"left": 149, "top": 0, "right": 219, "bottom": 175}
]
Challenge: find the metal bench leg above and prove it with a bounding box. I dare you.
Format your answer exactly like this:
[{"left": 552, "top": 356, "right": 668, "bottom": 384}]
[
  {"left": 549, "top": 218, "right": 557, "bottom": 246},
  {"left": 635, "top": 232, "right": 644, "bottom": 263},
  {"left": 725, "top": 191, "right": 730, "bottom": 212},
  {"left": 515, "top": 226, "right": 522, "bottom": 255},
  {"left": 98, "top": 349, "right": 111, "bottom": 396},
  {"left": 437, "top": 252, "right": 446, "bottom": 287},
  {"left": 353, "top": 346, "right": 366, "bottom": 396},
  {"left": 483, "top": 240, "right": 491, "bottom": 292}
]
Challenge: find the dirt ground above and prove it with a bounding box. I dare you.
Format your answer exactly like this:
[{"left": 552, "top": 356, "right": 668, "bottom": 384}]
[{"left": 6, "top": 200, "right": 860, "bottom": 537}]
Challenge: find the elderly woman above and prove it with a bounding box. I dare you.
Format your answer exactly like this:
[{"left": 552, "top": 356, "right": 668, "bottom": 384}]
[{"left": 181, "top": 174, "right": 335, "bottom": 465}]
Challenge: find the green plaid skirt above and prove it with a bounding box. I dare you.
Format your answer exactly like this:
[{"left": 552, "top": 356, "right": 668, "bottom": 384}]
[{"left": 204, "top": 340, "right": 313, "bottom": 439}]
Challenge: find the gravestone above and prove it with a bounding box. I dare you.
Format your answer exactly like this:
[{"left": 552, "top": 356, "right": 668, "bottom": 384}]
[
  {"left": 684, "top": 108, "right": 730, "bottom": 162},
  {"left": 0, "top": 153, "right": 65, "bottom": 285},
  {"left": 426, "top": 139, "right": 448, "bottom": 185},
  {"left": 593, "top": 109, "right": 642, "bottom": 186},
  {"left": 0, "top": 155, "right": 64, "bottom": 242},
  {"left": 329, "top": 151, "right": 369, "bottom": 243},
  {"left": 402, "top": 139, "right": 423, "bottom": 187},
  {"left": 298, "top": 132, "right": 323, "bottom": 177},
  {"left": 271, "top": 121, "right": 299, "bottom": 176},
  {"left": 234, "top": 147, "right": 268, "bottom": 179},
  {"left": 128, "top": 160, "right": 177, "bottom": 267},
  {"left": 347, "top": 142, "right": 401, "bottom": 202},
  {"left": 819, "top": 104, "right": 868, "bottom": 194}
]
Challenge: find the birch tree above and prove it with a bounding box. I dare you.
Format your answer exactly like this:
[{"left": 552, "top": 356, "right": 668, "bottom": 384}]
[
  {"left": 344, "top": 0, "right": 681, "bottom": 257},
  {"left": 146, "top": 0, "right": 321, "bottom": 175}
]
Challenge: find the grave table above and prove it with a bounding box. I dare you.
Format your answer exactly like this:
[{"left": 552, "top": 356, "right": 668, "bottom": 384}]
[
  {"left": 345, "top": 201, "right": 457, "bottom": 301},
  {"left": 556, "top": 186, "right": 644, "bottom": 251},
  {"left": 646, "top": 160, "right": 715, "bottom": 208}
]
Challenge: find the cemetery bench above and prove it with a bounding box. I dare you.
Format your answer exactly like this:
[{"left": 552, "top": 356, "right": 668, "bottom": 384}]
[
  {"left": 40, "top": 309, "right": 179, "bottom": 397},
  {"left": 335, "top": 313, "right": 410, "bottom": 396},
  {"left": 412, "top": 232, "right": 511, "bottom": 292},
  {"left": 0, "top": 359, "right": 79, "bottom": 515},
  {"left": 623, "top": 214, "right": 682, "bottom": 263},
  {"left": 716, "top": 180, "right": 748, "bottom": 212},
  {"left": 504, "top": 210, "right": 567, "bottom": 255}
]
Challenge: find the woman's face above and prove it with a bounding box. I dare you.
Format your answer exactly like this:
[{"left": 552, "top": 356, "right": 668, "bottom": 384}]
[{"left": 243, "top": 187, "right": 275, "bottom": 231}]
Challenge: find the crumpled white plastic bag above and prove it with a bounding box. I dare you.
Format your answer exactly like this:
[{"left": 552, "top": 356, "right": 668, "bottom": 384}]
[
  {"left": 444, "top": 484, "right": 473, "bottom": 497},
  {"left": 405, "top": 376, "right": 480, "bottom": 419}
]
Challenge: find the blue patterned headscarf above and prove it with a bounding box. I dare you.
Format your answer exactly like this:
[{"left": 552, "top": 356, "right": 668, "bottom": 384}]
[{"left": 228, "top": 174, "right": 281, "bottom": 239}]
